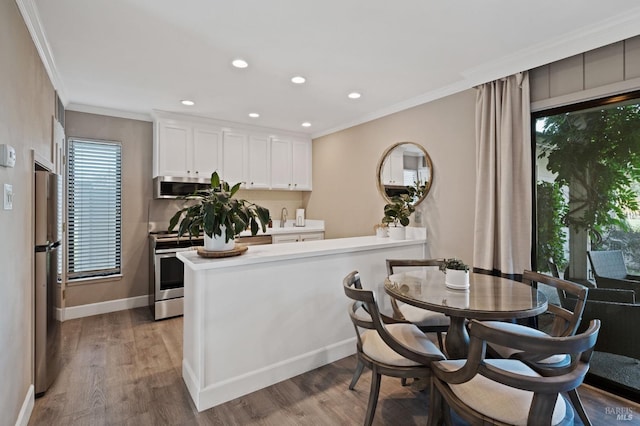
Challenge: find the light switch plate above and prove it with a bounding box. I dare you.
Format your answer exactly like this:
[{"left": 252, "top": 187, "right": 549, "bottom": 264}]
[{"left": 4, "top": 184, "right": 13, "bottom": 210}]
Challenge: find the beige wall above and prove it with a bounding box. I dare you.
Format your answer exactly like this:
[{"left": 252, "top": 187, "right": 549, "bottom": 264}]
[
  {"left": 306, "top": 89, "right": 477, "bottom": 262},
  {"left": 0, "top": 0, "right": 55, "bottom": 420},
  {"left": 64, "top": 111, "right": 154, "bottom": 307}
]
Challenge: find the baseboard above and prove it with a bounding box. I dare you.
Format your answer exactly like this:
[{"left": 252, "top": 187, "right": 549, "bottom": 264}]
[
  {"left": 62, "top": 295, "right": 150, "bottom": 321},
  {"left": 15, "top": 385, "right": 34, "bottom": 426},
  {"left": 184, "top": 337, "right": 356, "bottom": 412}
]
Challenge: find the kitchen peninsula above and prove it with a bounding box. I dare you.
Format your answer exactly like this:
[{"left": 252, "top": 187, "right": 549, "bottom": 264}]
[{"left": 177, "top": 231, "right": 427, "bottom": 411}]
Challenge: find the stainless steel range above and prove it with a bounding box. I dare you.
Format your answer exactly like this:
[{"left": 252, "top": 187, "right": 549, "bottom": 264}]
[{"left": 149, "top": 225, "right": 203, "bottom": 320}]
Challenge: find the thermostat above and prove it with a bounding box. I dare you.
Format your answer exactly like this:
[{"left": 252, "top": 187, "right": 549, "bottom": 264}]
[{"left": 0, "top": 144, "right": 16, "bottom": 168}]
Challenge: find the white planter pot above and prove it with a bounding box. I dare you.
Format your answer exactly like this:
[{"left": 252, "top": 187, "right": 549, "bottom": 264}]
[
  {"left": 445, "top": 269, "right": 470, "bottom": 289},
  {"left": 388, "top": 226, "right": 406, "bottom": 240},
  {"left": 375, "top": 227, "right": 388, "bottom": 238},
  {"left": 204, "top": 226, "right": 235, "bottom": 251}
]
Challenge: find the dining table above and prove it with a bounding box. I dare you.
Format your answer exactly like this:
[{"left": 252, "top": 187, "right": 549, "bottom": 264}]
[{"left": 384, "top": 269, "right": 548, "bottom": 359}]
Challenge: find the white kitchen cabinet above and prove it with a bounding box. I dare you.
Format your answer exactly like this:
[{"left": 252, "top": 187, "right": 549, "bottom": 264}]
[
  {"left": 270, "top": 137, "right": 312, "bottom": 190},
  {"left": 382, "top": 149, "right": 404, "bottom": 185},
  {"left": 192, "top": 127, "right": 222, "bottom": 179},
  {"left": 153, "top": 114, "right": 312, "bottom": 190},
  {"left": 222, "top": 131, "right": 249, "bottom": 185},
  {"left": 154, "top": 120, "right": 222, "bottom": 178},
  {"left": 247, "top": 135, "right": 270, "bottom": 189},
  {"left": 272, "top": 231, "right": 324, "bottom": 244},
  {"left": 155, "top": 121, "right": 190, "bottom": 177}
]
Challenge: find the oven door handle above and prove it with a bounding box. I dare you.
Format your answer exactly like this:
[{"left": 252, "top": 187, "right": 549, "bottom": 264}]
[{"left": 155, "top": 247, "right": 196, "bottom": 255}]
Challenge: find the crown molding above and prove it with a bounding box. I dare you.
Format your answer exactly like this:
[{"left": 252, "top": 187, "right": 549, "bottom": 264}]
[
  {"left": 311, "top": 80, "right": 472, "bottom": 139},
  {"left": 152, "top": 110, "right": 310, "bottom": 139},
  {"left": 313, "top": 9, "right": 640, "bottom": 140},
  {"left": 66, "top": 103, "right": 153, "bottom": 122},
  {"left": 16, "top": 0, "right": 68, "bottom": 105}
]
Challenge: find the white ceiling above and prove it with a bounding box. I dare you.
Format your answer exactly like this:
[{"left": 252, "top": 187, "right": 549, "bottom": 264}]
[{"left": 22, "top": 0, "right": 640, "bottom": 137}]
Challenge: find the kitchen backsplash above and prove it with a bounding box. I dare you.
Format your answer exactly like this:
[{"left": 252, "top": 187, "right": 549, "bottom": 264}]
[{"left": 148, "top": 189, "right": 307, "bottom": 231}]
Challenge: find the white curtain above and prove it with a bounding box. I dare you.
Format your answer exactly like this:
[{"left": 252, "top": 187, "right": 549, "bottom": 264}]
[{"left": 473, "top": 72, "right": 532, "bottom": 277}]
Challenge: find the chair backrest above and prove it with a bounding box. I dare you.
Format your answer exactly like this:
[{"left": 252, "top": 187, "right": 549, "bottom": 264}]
[
  {"left": 386, "top": 259, "right": 445, "bottom": 318},
  {"left": 587, "top": 250, "right": 628, "bottom": 279},
  {"left": 342, "top": 270, "right": 445, "bottom": 365},
  {"left": 522, "top": 270, "right": 588, "bottom": 338},
  {"left": 386, "top": 258, "right": 445, "bottom": 276},
  {"left": 458, "top": 319, "right": 600, "bottom": 421}
]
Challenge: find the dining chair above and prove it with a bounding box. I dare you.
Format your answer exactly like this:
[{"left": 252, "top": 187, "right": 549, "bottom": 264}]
[
  {"left": 343, "top": 271, "right": 446, "bottom": 426},
  {"left": 428, "top": 318, "right": 601, "bottom": 426},
  {"left": 386, "top": 259, "right": 450, "bottom": 350},
  {"left": 487, "top": 270, "right": 592, "bottom": 426}
]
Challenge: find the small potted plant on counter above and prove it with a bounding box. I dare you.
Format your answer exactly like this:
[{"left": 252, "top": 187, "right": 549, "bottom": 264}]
[
  {"left": 382, "top": 193, "right": 415, "bottom": 240},
  {"left": 380, "top": 181, "right": 426, "bottom": 240},
  {"left": 373, "top": 222, "right": 388, "bottom": 238},
  {"left": 169, "top": 172, "right": 271, "bottom": 252},
  {"left": 440, "top": 258, "right": 470, "bottom": 289}
]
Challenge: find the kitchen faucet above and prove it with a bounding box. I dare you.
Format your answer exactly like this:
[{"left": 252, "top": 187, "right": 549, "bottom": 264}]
[{"left": 280, "top": 207, "right": 288, "bottom": 227}]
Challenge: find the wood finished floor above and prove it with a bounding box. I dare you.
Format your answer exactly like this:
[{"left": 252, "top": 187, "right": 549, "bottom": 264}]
[{"left": 29, "top": 307, "right": 640, "bottom": 425}]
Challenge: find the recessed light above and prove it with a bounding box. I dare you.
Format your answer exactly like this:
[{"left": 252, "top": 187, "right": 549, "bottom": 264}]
[
  {"left": 347, "top": 92, "right": 361, "bottom": 99},
  {"left": 232, "top": 59, "right": 248, "bottom": 69},
  {"left": 301, "top": 122, "right": 311, "bottom": 127},
  {"left": 291, "top": 76, "right": 306, "bottom": 84},
  {"left": 181, "top": 100, "right": 195, "bottom": 106},
  {"left": 248, "top": 113, "right": 260, "bottom": 118}
]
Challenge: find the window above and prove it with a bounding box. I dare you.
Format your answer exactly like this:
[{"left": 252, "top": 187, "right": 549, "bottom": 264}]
[
  {"left": 534, "top": 92, "right": 640, "bottom": 277},
  {"left": 533, "top": 92, "right": 640, "bottom": 400},
  {"left": 67, "top": 138, "right": 122, "bottom": 280}
]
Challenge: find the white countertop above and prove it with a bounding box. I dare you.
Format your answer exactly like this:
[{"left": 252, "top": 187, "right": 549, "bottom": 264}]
[
  {"left": 237, "top": 219, "right": 324, "bottom": 237},
  {"left": 177, "top": 234, "right": 426, "bottom": 270}
]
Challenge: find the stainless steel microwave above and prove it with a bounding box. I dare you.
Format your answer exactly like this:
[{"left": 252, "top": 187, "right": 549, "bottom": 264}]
[{"left": 153, "top": 176, "right": 211, "bottom": 199}]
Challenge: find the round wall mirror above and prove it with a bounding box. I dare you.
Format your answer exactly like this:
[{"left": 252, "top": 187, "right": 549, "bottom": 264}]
[{"left": 376, "top": 142, "right": 433, "bottom": 206}]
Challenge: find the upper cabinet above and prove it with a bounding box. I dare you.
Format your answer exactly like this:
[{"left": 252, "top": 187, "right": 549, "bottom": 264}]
[
  {"left": 192, "top": 127, "right": 222, "bottom": 178},
  {"left": 222, "top": 131, "right": 248, "bottom": 185},
  {"left": 153, "top": 113, "right": 312, "bottom": 191},
  {"left": 154, "top": 120, "right": 221, "bottom": 178},
  {"left": 247, "top": 134, "right": 270, "bottom": 189},
  {"left": 271, "top": 137, "right": 312, "bottom": 190}
]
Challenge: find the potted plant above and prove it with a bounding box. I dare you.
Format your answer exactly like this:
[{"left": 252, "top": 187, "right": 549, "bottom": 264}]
[
  {"left": 373, "top": 222, "right": 388, "bottom": 238},
  {"left": 169, "top": 172, "right": 271, "bottom": 251},
  {"left": 382, "top": 193, "right": 415, "bottom": 240},
  {"left": 440, "top": 258, "right": 470, "bottom": 289},
  {"left": 380, "top": 181, "right": 426, "bottom": 240}
]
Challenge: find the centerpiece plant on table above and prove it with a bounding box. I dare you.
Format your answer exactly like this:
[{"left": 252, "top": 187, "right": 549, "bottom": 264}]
[
  {"left": 169, "top": 172, "right": 271, "bottom": 251},
  {"left": 440, "top": 258, "right": 470, "bottom": 289}
]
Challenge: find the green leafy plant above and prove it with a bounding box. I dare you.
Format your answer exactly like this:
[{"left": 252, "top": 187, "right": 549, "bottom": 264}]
[
  {"left": 169, "top": 172, "right": 271, "bottom": 243},
  {"left": 382, "top": 193, "right": 415, "bottom": 227},
  {"left": 536, "top": 181, "right": 568, "bottom": 272},
  {"left": 440, "top": 258, "right": 469, "bottom": 272},
  {"left": 538, "top": 105, "right": 640, "bottom": 243},
  {"left": 381, "top": 181, "right": 425, "bottom": 227}
]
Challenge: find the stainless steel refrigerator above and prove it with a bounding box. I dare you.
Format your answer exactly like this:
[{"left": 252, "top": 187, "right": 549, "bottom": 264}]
[{"left": 34, "top": 170, "right": 62, "bottom": 396}]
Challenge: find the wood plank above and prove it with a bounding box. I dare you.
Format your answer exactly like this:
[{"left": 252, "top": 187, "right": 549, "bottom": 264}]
[{"left": 30, "top": 307, "right": 640, "bottom": 425}]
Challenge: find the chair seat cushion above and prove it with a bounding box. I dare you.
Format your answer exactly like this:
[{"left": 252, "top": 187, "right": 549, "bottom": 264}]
[
  {"left": 437, "top": 359, "right": 567, "bottom": 425},
  {"left": 487, "top": 321, "right": 568, "bottom": 364},
  {"left": 361, "top": 323, "right": 444, "bottom": 367},
  {"left": 399, "top": 303, "right": 450, "bottom": 327}
]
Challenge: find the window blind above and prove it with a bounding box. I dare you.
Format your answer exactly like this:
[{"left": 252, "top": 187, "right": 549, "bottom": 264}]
[{"left": 67, "top": 139, "right": 122, "bottom": 279}]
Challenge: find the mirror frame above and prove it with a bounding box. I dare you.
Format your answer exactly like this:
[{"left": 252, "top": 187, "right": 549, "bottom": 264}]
[{"left": 376, "top": 142, "right": 433, "bottom": 206}]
